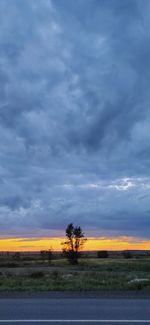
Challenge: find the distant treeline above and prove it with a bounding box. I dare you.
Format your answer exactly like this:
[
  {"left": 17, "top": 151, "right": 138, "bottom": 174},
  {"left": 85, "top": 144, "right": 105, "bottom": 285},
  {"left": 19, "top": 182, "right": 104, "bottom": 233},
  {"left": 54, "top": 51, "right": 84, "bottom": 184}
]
[{"left": 0, "top": 249, "right": 150, "bottom": 259}]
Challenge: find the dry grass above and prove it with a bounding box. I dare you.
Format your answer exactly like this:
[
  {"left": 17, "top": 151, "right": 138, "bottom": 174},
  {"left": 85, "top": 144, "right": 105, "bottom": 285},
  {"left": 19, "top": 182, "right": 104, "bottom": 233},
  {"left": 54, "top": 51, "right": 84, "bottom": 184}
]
[{"left": 0, "top": 257, "right": 150, "bottom": 291}]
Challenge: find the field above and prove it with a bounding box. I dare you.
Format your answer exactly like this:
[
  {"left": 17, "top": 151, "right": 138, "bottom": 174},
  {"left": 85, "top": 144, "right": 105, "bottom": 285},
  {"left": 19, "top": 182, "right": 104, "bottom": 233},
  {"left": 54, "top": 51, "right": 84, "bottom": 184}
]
[{"left": 0, "top": 252, "right": 150, "bottom": 292}]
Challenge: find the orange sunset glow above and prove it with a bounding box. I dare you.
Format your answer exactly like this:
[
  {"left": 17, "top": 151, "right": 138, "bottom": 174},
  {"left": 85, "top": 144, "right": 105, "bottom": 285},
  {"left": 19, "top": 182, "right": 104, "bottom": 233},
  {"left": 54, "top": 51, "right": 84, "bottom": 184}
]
[{"left": 0, "top": 237, "right": 150, "bottom": 252}]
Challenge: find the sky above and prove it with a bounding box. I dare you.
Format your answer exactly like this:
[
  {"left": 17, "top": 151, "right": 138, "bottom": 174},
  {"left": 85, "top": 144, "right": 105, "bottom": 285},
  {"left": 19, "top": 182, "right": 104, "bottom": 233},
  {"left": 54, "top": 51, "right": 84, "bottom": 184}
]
[{"left": 0, "top": 0, "right": 150, "bottom": 251}]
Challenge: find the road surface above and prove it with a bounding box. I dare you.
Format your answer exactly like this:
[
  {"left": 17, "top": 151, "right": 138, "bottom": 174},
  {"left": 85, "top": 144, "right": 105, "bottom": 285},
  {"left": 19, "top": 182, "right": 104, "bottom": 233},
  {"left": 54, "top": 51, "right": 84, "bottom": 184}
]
[{"left": 0, "top": 294, "right": 150, "bottom": 324}]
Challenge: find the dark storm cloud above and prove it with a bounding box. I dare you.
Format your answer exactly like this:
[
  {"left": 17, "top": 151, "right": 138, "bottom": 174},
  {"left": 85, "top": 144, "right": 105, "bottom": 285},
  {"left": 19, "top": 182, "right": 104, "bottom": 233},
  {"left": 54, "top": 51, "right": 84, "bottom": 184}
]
[{"left": 0, "top": 0, "right": 150, "bottom": 240}]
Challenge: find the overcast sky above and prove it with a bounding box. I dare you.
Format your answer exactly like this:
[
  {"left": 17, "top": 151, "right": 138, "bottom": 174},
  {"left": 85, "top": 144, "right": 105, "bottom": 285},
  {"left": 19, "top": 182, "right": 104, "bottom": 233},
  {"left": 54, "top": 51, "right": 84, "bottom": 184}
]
[{"left": 0, "top": 0, "right": 150, "bottom": 240}]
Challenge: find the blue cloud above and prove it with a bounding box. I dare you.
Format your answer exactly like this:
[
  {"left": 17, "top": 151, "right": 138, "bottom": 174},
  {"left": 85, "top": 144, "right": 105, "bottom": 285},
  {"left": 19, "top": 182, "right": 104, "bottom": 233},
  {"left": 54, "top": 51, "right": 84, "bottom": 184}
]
[{"left": 0, "top": 0, "right": 150, "bottom": 240}]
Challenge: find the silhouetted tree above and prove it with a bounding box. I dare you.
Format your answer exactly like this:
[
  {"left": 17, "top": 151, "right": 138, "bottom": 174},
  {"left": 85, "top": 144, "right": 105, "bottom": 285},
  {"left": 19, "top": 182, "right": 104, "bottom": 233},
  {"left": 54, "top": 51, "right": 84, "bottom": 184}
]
[
  {"left": 13, "top": 252, "right": 21, "bottom": 261},
  {"left": 97, "top": 250, "right": 108, "bottom": 258},
  {"left": 62, "top": 223, "right": 87, "bottom": 265},
  {"left": 47, "top": 248, "right": 53, "bottom": 265},
  {"left": 40, "top": 249, "right": 53, "bottom": 264},
  {"left": 40, "top": 250, "right": 47, "bottom": 262},
  {"left": 122, "top": 250, "right": 132, "bottom": 259}
]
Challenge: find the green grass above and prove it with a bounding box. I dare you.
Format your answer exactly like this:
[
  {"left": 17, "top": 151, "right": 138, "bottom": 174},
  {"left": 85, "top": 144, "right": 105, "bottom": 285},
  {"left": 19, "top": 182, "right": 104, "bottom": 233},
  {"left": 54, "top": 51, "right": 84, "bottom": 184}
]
[
  {"left": 0, "top": 258, "right": 150, "bottom": 291},
  {"left": 79, "top": 258, "right": 150, "bottom": 272}
]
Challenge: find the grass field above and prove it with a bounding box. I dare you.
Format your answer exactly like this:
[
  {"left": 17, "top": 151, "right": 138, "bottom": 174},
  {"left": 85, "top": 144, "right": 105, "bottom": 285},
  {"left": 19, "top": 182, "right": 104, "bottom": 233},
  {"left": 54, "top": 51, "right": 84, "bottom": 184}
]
[{"left": 0, "top": 257, "right": 150, "bottom": 291}]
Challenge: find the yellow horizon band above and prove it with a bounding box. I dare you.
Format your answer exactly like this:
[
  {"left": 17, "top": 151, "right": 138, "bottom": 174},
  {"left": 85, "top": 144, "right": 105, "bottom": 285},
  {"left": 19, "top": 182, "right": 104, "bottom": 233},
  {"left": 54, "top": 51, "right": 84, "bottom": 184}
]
[{"left": 0, "top": 237, "right": 150, "bottom": 251}]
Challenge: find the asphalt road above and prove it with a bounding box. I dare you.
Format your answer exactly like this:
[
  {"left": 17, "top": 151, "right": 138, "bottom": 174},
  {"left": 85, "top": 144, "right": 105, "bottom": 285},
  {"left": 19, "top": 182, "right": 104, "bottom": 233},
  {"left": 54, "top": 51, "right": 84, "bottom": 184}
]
[{"left": 0, "top": 295, "right": 150, "bottom": 324}]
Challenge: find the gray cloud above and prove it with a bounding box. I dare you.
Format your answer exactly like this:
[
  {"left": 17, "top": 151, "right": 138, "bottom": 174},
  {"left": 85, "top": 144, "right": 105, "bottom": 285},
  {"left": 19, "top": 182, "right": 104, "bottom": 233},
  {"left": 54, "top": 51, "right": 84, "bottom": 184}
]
[{"left": 0, "top": 0, "right": 150, "bottom": 240}]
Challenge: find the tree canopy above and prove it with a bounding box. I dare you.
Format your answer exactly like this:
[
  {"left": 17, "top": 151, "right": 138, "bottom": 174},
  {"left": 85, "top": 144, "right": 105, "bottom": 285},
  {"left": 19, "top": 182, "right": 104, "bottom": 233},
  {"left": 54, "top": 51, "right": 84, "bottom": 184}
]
[{"left": 62, "top": 223, "right": 87, "bottom": 264}]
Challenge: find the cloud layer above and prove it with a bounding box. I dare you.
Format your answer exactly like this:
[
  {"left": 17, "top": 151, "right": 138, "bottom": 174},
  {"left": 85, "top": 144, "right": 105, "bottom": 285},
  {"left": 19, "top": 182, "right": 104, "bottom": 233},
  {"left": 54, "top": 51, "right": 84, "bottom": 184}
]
[{"left": 0, "top": 0, "right": 150, "bottom": 239}]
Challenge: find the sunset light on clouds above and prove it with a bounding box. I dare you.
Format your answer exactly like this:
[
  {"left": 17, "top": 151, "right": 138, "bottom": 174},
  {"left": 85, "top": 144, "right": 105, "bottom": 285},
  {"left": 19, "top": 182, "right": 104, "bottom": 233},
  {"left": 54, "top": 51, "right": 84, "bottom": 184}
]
[{"left": 0, "top": 237, "right": 150, "bottom": 252}]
